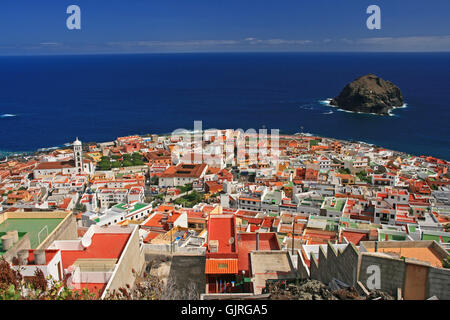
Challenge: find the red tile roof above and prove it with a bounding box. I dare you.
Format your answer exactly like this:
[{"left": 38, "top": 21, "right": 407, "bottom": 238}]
[{"left": 205, "top": 259, "right": 239, "bottom": 274}]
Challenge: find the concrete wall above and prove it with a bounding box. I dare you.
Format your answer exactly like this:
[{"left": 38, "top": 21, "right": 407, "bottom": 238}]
[
  {"left": 309, "top": 242, "right": 359, "bottom": 287},
  {"left": 102, "top": 226, "right": 145, "bottom": 298},
  {"left": 37, "top": 214, "right": 78, "bottom": 250},
  {"left": 296, "top": 249, "right": 310, "bottom": 279},
  {"left": 309, "top": 253, "right": 319, "bottom": 281},
  {"left": 309, "top": 239, "right": 450, "bottom": 299},
  {"left": 143, "top": 251, "right": 206, "bottom": 295},
  {"left": 143, "top": 243, "right": 206, "bottom": 255},
  {"left": 2, "top": 210, "right": 70, "bottom": 220},
  {"left": 426, "top": 267, "right": 450, "bottom": 300},
  {"left": 168, "top": 254, "right": 206, "bottom": 294},
  {"left": 358, "top": 253, "right": 406, "bottom": 296}
]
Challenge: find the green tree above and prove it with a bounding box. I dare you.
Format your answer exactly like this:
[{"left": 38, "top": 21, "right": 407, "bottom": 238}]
[
  {"left": 132, "top": 158, "right": 145, "bottom": 166},
  {"left": 75, "top": 203, "right": 87, "bottom": 213},
  {"left": 111, "top": 161, "right": 121, "bottom": 168},
  {"left": 122, "top": 160, "right": 133, "bottom": 167},
  {"left": 443, "top": 256, "right": 450, "bottom": 269},
  {"left": 149, "top": 176, "right": 159, "bottom": 185},
  {"left": 338, "top": 168, "right": 351, "bottom": 174},
  {"left": 97, "top": 161, "right": 111, "bottom": 170},
  {"left": 177, "top": 183, "right": 193, "bottom": 193},
  {"left": 0, "top": 258, "right": 98, "bottom": 300}
]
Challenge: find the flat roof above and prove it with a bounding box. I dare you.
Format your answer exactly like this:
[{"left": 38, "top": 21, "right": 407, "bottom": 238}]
[
  {"left": 114, "top": 202, "right": 149, "bottom": 213},
  {"left": 0, "top": 218, "right": 63, "bottom": 249},
  {"left": 250, "top": 251, "right": 297, "bottom": 294},
  {"left": 323, "top": 198, "right": 346, "bottom": 211},
  {"left": 422, "top": 233, "right": 450, "bottom": 243},
  {"left": 363, "top": 241, "right": 448, "bottom": 268},
  {"left": 208, "top": 215, "right": 237, "bottom": 254},
  {"left": 60, "top": 233, "right": 130, "bottom": 270},
  {"left": 237, "top": 233, "right": 280, "bottom": 276}
]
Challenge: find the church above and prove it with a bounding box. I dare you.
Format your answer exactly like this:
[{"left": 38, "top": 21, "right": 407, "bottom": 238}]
[{"left": 33, "top": 138, "right": 94, "bottom": 178}]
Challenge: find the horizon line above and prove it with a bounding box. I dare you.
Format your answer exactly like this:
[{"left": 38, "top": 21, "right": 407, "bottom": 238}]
[{"left": 1, "top": 50, "right": 450, "bottom": 57}]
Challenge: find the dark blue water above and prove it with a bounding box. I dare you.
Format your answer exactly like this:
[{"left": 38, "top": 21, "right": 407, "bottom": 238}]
[{"left": 0, "top": 53, "right": 449, "bottom": 160}]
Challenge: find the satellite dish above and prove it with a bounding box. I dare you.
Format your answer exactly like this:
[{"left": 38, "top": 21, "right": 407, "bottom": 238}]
[
  {"left": 228, "top": 237, "right": 235, "bottom": 244},
  {"left": 81, "top": 237, "right": 92, "bottom": 248}
]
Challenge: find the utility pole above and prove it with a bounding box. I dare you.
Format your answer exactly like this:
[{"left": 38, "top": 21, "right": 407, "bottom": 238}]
[
  {"left": 291, "top": 216, "right": 295, "bottom": 255},
  {"left": 170, "top": 212, "right": 173, "bottom": 254}
]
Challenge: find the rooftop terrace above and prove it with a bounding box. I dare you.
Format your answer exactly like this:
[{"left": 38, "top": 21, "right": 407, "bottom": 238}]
[{"left": 0, "top": 218, "right": 63, "bottom": 249}]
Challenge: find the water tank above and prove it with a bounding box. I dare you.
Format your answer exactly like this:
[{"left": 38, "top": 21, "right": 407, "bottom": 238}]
[
  {"left": 7, "top": 230, "right": 19, "bottom": 243},
  {"left": 1, "top": 235, "right": 13, "bottom": 251},
  {"left": 34, "top": 250, "right": 46, "bottom": 265},
  {"left": 17, "top": 249, "right": 29, "bottom": 265},
  {"left": 81, "top": 236, "right": 92, "bottom": 248}
]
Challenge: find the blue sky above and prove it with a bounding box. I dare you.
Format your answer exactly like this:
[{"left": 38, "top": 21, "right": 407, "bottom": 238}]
[{"left": 1, "top": 0, "right": 450, "bottom": 54}]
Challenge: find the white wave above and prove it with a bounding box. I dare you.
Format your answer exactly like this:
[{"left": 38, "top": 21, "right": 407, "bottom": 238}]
[
  {"left": 322, "top": 111, "right": 334, "bottom": 115},
  {"left": 395, "top": 103, "right": 408, "bottom": 109},
  {"left": 319, "top": 98, "right": 333, "bottom": 106},
  {"left": 336, "top": 108, "right": 389, "bottom": 116},
  {"left": 337, "top": 108, "right": 355, "bottom": 114},
  {"left": 325, "top": 99, "right": 408, "bottom": 117},
  {"left": 299, "top": 103, "right": 315, "bottom": 110},
  {"left": 37, "top": 146, "right": 60, "bottom": 151},
  {"left": 388, "top": 103, "right": 408, "bottom": 116},
  {"left": 0, "top": 114, "right": 17, "bottom": 118}
]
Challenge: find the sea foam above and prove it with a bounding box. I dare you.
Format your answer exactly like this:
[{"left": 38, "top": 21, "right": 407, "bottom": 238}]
[{"left": 0, "top": 114, "right": 17, "bottom": 118}]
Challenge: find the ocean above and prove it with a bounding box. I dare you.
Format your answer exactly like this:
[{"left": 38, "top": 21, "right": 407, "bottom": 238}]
[{"left": 0, "top": 52, "right": 449, "bottom": 160}]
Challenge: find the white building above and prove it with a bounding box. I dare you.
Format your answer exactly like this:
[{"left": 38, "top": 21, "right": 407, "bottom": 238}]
[{"left": 33, "top": 138, "right": 94, "bottom": 178}]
